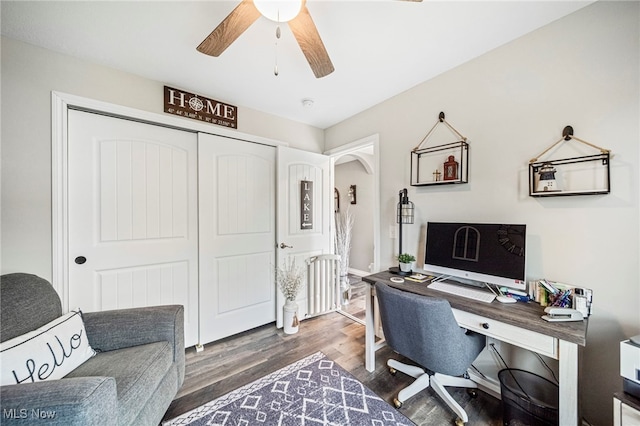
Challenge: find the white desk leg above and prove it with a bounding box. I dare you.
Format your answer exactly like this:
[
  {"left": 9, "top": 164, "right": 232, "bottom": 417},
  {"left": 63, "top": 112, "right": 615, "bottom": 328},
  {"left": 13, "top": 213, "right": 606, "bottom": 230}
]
[
  {"left": 365, "top": 284, "right": 376, "bottom": 372},
  {"left": 558, "top": 339, "right": 579, "bottom": 426}
]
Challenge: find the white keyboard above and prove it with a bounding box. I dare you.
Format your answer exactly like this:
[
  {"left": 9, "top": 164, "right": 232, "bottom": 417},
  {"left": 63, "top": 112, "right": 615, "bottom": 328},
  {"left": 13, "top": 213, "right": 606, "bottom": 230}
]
[{"left": 428, "top": 281, "right": 495, "bottom": 303}]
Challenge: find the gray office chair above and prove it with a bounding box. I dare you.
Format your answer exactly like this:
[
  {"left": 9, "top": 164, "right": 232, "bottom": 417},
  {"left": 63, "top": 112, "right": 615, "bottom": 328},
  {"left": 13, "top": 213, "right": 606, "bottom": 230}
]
[{"left": 375, "top": 281, "right": 486, "bottom": 426}]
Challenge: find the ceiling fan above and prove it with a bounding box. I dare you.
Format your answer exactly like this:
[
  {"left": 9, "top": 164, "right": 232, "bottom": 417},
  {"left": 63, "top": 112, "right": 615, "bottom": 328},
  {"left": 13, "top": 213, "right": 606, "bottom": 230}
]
[{"left": 197, "top": 0, "right": 421, "bottom": 79}]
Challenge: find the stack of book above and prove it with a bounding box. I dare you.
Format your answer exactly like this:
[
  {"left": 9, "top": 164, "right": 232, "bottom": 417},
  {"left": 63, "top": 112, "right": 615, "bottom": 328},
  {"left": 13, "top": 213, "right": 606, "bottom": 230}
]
[
  {"left": 498, "top": 287, "right": 530, "bottom": 302},
  {"left": 529, "top": 279, "right": 592, "bottom": 317},
  {"left": 405, "top": 273, "right": 434, "bottom": 283}
]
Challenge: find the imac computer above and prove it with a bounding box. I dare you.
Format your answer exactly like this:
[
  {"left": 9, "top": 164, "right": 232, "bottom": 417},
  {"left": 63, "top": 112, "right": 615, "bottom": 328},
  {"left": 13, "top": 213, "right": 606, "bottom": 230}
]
[{"left": 424, "top": 222, "right": 527, "bottom": 291}]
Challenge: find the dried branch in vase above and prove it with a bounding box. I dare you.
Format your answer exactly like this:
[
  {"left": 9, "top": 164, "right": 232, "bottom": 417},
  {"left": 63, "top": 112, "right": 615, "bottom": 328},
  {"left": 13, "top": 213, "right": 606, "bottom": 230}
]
[
  {"left": 276, "top": 258, "right": 305, "bottom": 302},
  {"left": 335, "top": 208, "right": 353, "bottom": 277}
]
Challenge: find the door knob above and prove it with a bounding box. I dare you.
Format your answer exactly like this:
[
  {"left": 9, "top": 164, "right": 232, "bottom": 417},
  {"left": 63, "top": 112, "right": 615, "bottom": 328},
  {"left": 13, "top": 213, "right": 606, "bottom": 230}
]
[
  {"left": 74, "top": 256, "right": 87, "bottom": 265},
  {"left": 279, "top": 243, "right": 293, "bottom": 249}
]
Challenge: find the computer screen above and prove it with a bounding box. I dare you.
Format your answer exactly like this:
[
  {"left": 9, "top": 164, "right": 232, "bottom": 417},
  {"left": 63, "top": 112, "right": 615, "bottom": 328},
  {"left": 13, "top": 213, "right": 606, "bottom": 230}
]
[{"left": 424, "top": 222, "right": 527, "bottom": 291}]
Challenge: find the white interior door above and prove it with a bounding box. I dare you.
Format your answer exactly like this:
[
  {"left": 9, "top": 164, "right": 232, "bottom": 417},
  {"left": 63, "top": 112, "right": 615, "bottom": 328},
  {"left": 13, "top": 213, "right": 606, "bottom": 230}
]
[
  {"left": 68, "top": 110, "right": 199, "bottom": 347},
  {"left": 276, "top": 146, "right": 332, "bottom": 327},
  {"left": 199, "top": 133, "right": 276, "bottom": 344}
]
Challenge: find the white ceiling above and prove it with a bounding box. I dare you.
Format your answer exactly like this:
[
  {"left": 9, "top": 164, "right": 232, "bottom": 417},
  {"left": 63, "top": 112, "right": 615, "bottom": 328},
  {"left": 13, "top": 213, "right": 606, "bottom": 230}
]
[{"left": 2, "top": 1, "right": 593, "bottom": 129}]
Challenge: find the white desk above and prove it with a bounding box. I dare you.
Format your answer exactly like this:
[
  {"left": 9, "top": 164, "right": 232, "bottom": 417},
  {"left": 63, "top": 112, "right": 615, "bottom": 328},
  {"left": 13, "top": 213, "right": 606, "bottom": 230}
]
[
  {"left": 614, "top": 392, "right": 640, "bottom": 425},
  {"left": 363, "top": 272, "right": 588, "bottom": 426}
]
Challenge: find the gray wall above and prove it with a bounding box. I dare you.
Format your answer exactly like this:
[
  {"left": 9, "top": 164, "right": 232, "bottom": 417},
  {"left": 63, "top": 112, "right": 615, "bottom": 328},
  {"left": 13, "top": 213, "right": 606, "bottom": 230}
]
[
  {"left": 1, "top": 37, "right": 324, "bottom": 281},
  {"left": 335, "top": 160, "right": 374, "bottom": 274},
  {"left": 325, "top": 2, "right": 639, "bottom": 425}
]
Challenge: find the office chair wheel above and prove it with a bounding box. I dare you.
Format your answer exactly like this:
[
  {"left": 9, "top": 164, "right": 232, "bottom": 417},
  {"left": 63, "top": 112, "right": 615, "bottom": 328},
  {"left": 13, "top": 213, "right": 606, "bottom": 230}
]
[
  {"left": 393, "top": 398, "right": 402, "bottom": 409},
  {"left": 454, "top": 417, "right": 465, "bottom": 426},
  {"left": 467, "top": 388, "right": 478, "bottom": 398}
]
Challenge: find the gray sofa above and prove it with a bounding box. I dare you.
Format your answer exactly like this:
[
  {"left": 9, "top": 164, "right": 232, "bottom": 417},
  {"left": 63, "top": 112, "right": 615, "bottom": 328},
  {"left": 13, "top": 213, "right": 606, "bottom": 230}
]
[{"left": 0, "top": 273, "right": 185, "bottom": 425}]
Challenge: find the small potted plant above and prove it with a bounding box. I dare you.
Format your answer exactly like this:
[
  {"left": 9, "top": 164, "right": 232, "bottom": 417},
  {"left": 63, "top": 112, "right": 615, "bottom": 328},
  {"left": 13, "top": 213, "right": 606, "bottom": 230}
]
[{"left": 398, "top": 253, "right": 416, "bottom": 272}]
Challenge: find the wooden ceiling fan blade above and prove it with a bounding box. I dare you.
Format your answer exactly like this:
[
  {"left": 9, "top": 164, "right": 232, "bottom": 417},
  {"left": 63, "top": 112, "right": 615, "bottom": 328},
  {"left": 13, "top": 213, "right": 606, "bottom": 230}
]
[
  {"left": 288, "top": 5, "right": 334, "bottom": 78},
  {"left": 197, "top": 0, "right": 261, "bottom": 57}
]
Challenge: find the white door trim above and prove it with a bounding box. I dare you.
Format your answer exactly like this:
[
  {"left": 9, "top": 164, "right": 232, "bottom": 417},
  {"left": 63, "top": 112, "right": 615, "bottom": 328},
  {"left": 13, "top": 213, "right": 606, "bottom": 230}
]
[
  {"left": 324, "top": 134, "right": 381, "bottom": 274},
  {"left": 51, "top": 91, "right": 287, "bottom": 309}
]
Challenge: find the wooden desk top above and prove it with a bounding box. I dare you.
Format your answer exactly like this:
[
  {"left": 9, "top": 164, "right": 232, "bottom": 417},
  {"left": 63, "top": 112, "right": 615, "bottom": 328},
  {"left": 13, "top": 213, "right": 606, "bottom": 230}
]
[
  {"left": 363, "top": 271, "right": 588, "bottom": 346},
  {"left": 615, "top": 391, "right": 640, "bottom": 411}
]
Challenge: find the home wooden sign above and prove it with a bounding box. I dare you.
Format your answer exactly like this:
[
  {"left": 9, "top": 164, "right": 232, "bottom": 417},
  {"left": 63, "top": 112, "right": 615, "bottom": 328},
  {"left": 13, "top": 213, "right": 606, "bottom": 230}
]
[
  {"left": 300, "top": 180, "right": 313, "bottom": 230},
  {"left": 164, "top": 86, "right": 237, "bottom": 129}
]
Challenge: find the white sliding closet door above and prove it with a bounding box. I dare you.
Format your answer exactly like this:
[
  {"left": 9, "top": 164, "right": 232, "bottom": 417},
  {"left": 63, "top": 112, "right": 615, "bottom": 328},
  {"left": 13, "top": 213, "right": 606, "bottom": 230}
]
[
  {"left": 68, "top": 110, "right": 199, "bottom": 347},
  {"left": 198, "top": 133, "right": 276, "bottom": 344}
]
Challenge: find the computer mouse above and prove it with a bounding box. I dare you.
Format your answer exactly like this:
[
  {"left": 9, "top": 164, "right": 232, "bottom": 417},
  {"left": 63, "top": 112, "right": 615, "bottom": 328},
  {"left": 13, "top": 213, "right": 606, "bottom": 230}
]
[{"left": 496, "top": 295, "right": 517, "bottom": 304}]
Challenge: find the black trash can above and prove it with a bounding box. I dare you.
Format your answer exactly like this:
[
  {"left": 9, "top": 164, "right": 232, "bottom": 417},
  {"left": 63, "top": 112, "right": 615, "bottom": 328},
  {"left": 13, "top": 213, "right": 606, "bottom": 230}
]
[{"left": 498, "top": 369, "right": 559, "bottom": 426}]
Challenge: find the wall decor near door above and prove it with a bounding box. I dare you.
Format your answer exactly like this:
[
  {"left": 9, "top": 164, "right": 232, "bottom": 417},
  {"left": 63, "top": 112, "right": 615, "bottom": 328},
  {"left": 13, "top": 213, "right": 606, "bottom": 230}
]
[
  {"left": 300, "top": 180, "right": 314, "bottom": 229},
  {"left": 528, "top": 125, "right": 611, "bottom": 197},
  {"left": 164, "top": 86, "right": 237, "bottom": 129},
  {"left": 410, "top": 112, "right": 469, "bottom": 186}
]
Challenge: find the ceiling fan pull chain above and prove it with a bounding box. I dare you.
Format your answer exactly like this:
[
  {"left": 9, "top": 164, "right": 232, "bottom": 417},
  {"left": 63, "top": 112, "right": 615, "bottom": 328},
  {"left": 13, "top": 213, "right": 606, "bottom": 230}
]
[{"left": 274, "top": 24, "right": 281, "bottom": 76}]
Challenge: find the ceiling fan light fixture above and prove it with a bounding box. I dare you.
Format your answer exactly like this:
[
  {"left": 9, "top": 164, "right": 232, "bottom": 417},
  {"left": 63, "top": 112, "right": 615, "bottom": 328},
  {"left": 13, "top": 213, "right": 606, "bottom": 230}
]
[{"left": 254, "top": 0, "right": 302, "bottom": 23}]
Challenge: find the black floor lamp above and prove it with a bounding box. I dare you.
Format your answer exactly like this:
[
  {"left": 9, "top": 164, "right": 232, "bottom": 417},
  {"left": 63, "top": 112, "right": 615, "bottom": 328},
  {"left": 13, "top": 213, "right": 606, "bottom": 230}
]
[{"left": 389, "top": 188, "right": 414, "bottom": 276}]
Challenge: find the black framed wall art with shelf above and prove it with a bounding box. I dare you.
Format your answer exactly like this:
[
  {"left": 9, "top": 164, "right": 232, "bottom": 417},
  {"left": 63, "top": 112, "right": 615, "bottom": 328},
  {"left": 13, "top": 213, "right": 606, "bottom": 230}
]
[
  {"left": 528, "top": 125, "right": 611, "bottom": 197},
  {"left": 410, "top": 112, "right": 469, "bottom": 187}
]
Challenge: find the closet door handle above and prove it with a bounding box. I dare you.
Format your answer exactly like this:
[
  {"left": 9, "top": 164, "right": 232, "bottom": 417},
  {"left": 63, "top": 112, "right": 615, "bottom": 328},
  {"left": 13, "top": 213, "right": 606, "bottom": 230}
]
[
  {"left": 75, "top": 256, "right": 87, "bottom": 265},
  {"left": 279, "top": 243, "right": 293, "bottom": 249}
]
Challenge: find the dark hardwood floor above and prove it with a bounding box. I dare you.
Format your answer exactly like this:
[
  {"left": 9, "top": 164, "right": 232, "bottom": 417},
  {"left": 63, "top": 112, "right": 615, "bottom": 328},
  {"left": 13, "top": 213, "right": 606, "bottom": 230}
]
[{"left": 162, "top": 277, "right": 503, "bottom": 425}]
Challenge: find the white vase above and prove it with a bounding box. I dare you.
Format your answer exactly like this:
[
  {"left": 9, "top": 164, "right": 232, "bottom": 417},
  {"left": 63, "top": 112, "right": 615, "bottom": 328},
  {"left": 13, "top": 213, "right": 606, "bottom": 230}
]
[
  {"left": 340, "top": 275, "right": 351, "bottom": 306},
  {"left": 283, "top": 300, "right": 299, "bottom": 334},
  {"left": 399, "top": 262, "right": 413, "bottom": 272}
]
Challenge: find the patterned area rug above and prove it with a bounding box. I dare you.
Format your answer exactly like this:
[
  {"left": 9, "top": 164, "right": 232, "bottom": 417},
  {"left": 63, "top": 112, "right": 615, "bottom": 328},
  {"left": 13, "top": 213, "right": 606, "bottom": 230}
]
[{"left": 163, "top": 351, "right": 415, "bottom": 426}]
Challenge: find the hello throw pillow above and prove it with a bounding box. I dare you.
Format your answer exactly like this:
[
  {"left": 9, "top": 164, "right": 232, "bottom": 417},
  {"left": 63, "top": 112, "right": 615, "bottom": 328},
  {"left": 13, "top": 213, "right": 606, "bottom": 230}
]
[{"left": 0, "top": 309, "right": 96, "bottom": 386}]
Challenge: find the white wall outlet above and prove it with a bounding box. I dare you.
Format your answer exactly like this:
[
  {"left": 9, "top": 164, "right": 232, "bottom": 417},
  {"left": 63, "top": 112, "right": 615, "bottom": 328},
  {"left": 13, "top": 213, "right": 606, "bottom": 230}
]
[{"left": 389, "top": 225, "right": 397, "bottom": 239}]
